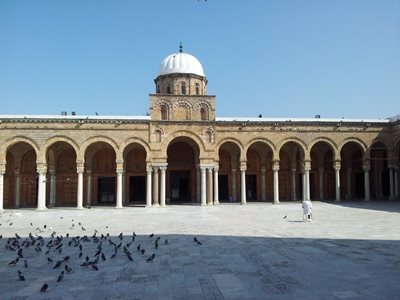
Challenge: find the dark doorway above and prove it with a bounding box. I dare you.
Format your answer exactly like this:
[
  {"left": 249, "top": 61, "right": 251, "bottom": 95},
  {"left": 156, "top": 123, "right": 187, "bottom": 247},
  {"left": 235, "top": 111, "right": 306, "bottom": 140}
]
[
  {"left": 246, "top": 174, "right": 257, "bottom": 201},
  {"left": 170, "top": 171, "right": 190, "bottom": 203},
  {"left": 218, "top": 175, "right": 229, "bottom": 202},
  {"left": 129, "top": 176, "right": 146, "bottom": 204},
  {"left": 97, "top": 177, "right": 115, "bottom": 205},
  {"left": 354, "top": 172, "right": 365, "bottom": 199},
  {"left": 382, "top": 171, "right": 390, "bottom": 197},
  {"left": 298, "top": 174, "right": 303, "bottom": 200},
  {"left": 310, "top": 173, "right": 315, "bottom": 199}
]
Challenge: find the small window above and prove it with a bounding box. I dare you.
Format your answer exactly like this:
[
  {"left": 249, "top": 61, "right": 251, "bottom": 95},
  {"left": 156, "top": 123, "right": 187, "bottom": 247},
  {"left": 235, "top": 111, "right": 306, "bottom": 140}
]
[
  {"left": 156, "top": 85, "right": 160, "bottom": 93},
  {"left": 195, "top": 83, "right": 200, "bottom": 95},
  {"left": 200, "top": 107, "right": 208, "bottom": 121},
  {"left": 161, "top": 106, "right": 168, "bottom": 120},
  {"left": 181, "top": 82, "right": 186, "bottom": 95},
  {"left": 167, "top": 85, "right": 171, "bottom": 94}
]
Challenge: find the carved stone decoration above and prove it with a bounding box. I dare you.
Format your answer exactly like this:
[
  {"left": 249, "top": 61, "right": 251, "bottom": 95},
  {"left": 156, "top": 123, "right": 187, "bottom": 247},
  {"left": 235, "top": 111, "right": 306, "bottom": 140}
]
[
  {"left": 203, "top": 127, "right": 214, "bottom": 144},
  {"left": 25, "top": 131, "right": 57, "bottom": 146}
]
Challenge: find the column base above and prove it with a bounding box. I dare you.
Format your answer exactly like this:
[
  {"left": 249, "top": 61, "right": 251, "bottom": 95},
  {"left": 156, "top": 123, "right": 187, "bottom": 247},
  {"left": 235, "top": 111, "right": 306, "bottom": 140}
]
[
  {"left": 213, "top": 201, "right": 220, "bottom": 205},
  {"left": 115, "top": 205, "right": 123, "bottom": 209},
  {"left": 207, "top": 202, "right": 213, "bottom": 206},
  {"left": 240, "top": 201, "right": 247, "bottom": 205},
  {"left": 35, "top": 207, "right": 48, "bottom": 211},
  {"left": 152, "top": 204, "right": 160, "bottom": 207},
  {"left": 273, "top": 200, "right": 280, "bottom": 205},
  {"left": 0, "top": 209, "right": 4, "bottom": 214},
  {"left": 160, "top": 204, "right": 166, "bottom": 207},
  {"left": 364, "top": 198, "right": 370, "bottom": 202},
  {"left": 334, "top": 199, "right": 342, "bottom": 203},
  {"left": 76, "top": 206, "right": 84, "bottom": 210},
  {"left": 201, "top": 203, "right": 207, "bottom": 206}
]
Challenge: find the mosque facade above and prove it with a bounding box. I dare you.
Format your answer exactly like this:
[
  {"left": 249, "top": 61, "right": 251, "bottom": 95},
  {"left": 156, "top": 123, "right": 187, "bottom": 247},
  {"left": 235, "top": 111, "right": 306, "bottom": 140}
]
[{"left": 1, "top": 48, "right": 400, "bottom": 211}]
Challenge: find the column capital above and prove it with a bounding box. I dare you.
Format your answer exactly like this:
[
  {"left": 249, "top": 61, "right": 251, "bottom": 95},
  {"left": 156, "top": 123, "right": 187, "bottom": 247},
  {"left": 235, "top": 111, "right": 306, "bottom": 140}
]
[
  {"left": 116, "top": 169, "right": 124, "bottom": 175},
  {"left": 37, "top": 166, "right": 47, "bottom": 174},
  {"left": 160, "top": 166, "right": 167, "bottom": 172},
  {"left": 333, "top": 161, "right": 341, "bottom": 170},
  {"left": 303, "top": 160, "right": 311, "bottom": 170},
  {"left": 272, "top": 161, "right": 280, "bottom": 171},
  {"left": 363, "top": 165, "right": 371, "bottom": 172},
  {"left": 77, "top": 164, "right": 84, "bottom": 173},
  {"left": 214, "top": 166, "right": 219, "bottom": 172},
  {"left": 146, "top": 166, "right": 153, "bottom": 173},
  {"left": 0, "top": 169, "right": 5, "bottom": 175}
]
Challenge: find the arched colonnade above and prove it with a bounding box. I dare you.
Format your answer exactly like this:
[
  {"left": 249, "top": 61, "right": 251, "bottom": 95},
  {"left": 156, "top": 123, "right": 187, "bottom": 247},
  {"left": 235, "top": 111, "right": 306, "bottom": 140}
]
[{"left": 0, "top": 134, "right": 399, "bottom": 210}]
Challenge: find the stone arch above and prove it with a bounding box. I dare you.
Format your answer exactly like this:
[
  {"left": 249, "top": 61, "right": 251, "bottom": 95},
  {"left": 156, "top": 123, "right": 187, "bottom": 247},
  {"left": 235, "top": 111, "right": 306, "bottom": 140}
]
[
  {"left": 308, "top": 137, "right": 339, "bottom": 161},
  {"left": 118, "top": 138, "right": 151, "bottom": 162},
  {"left": 39, "top": 136, "right": 79, "bottom": 162},
  {"left": 78, "top": 136, "right": 119, "bottom": 161},
  {"left": 0, "top": 136, "right": 39, "bottom": 163},
  {"left": 162, "top": 130, "right": 206, "bottom": 158},
  {"left": 166, "top": 136, "right": 201, "bottom": 204},
  {"left": 276, "top": 138, "right": 307, "bottom": 161},
  {"left": 244, "top": 138, "right": 276, "bottom": 155},
  {"left": 338, "top": 138, "right": 367, "bottom": 154},
  {"left": 216, "top": 138, "right": 244, "bottom": 161},
  {"left": 365, "top": 139, "right": 390, "bottom": 160}
]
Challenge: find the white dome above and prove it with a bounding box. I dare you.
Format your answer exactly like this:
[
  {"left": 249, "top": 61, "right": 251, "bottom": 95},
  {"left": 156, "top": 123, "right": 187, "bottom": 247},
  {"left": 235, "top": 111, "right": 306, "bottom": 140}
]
[{"left": 158, "top": 52, "right": 205, "bottom": 77}]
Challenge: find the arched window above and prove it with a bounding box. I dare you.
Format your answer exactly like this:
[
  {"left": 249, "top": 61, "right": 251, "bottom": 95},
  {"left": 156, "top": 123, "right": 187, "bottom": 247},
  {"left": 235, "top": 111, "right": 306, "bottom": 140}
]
[
  {"left": 156, "top": 85, "right": 160, "bottom": 93},
  {"left": 195, "top": 83, "right": 200, "bottom": 95},
  {"left": 166, "top": 85, "right": 171, "bottom": 94},
  {"left": 200, "top": 107, "right": 208, "bottom": 121},
  {"left": 161, "top": 106, "right": 168, "bottom": 120},
  {"left": 181, "top": 82, "right": 187, "bottom": 95}
]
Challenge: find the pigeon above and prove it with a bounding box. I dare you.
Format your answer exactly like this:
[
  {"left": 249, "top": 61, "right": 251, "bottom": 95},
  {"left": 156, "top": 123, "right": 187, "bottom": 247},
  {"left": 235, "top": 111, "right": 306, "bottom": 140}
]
[
  {"left": 15, "top": 233, "right": 21, "bottom": 239},
  {"left": 63, "top": 256, "right": 70, "bottom": 262},
  {"left": 101, "top": 252, "right": 106, "bottom": 261},
  {"left": 118, "top": 233, "right": 123, "bottom": 240},
  {"left": 110, "top": 252, "right": 117, "bottom": 259},
  {"left": 8, "top": 257, "right": 19, "bottom": 266},
  {"left": 164, "top": 239, "right": 169, "bottom": 245},
  {"left": 56, "top": 271, "right": 65, "bottom": 282},
  {"left": 24, "top": 260, "right": 28, "bottom": 268},
  {"left": 53, "top": 260, "right": 63, "bottom": 269},
  {"left": 148, "top": 233, "right": 154, "bottom": 238},
  {"left": 40, "top": 283, "right": 48, "bottom": 292},
  {"left": 17, "top": 249, "right": 23, "bottom": 258},
  {"left": 81, "top": 227, "right": 86, "bottom": 231},
  {"left": 140, "top": 249, "right": 145, "bottom": 255},
  {"left": 79, "top": 252, "right": 83, "bottom": 258},
  {"left": 283, "top": 215, "right": 287, "bottom": 220},
  {"left": 80, "top": 261, "right": 90, "bottom": 267},
  {"left": 136, "top": 244, "right": 141, "bottom": 252},
  {"left": 91, "top": 264, "right": 99, "bottom": 271},
  {"left": 64, "top": 264, "right": 73, "bottom": 273},
  {"left": 47, "top": 257, "right": 54, "bottom": 263},
  {"left": 194, "top": 237, "right": 202, "bottom": 245},
  {"left": 127, "top": 253, "right": 134, "bottom": 261},
  {"left": 146, "top": 253, "right": 155, "bottom": 262},
  {"left": 17, "top": 270, "right": 25, "bottom": 281}
]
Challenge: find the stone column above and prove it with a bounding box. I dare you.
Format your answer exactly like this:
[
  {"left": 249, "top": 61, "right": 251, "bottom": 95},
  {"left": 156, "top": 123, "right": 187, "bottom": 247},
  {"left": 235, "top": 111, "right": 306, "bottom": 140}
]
[
  {"left": 48, "top": 170, "right": 56, "bottom": 207},
  {"left": 389, "top": 166, "right": 395, "bottom": 200},
  {"left": 394, "top": 167, "right": 399, "bottom": 200},
  {"left": 334, "top": 161, "right": 341, "bottom": 202},
  {"left": 207, "top": 167, "right": 213, "bottom": 205},
  {"left": 261, "top": 168, "right": 267, "bottom": 201},
  {"left": 302, "top": 172, "right": 306, "bottom": 201},
  {"left": 15, "top": 171, "right": 21, "bottom": 208},
  {"left": 231, "top": 169, "right": 236, "bottom": 202},
  {"left": 200, "top": 166, "right": 206, "bottom": 206},
  {"left": 160, "top": 166, "right": 167, "bottom": 207},
  {"left": 347, "top": 168, "right": 352, "bottom": 200},
  {"left": 304, "top": 161, "right": 311, "bottom": 201},
  {"left": 86, "top": 170, "right": 92, "bottom": 207},
  {"left": 273, "top": 161, "right": 280, "bottom": 204},
  {"left": 146, "top": 166, "right": 152, "bottom": 207},
  {"left": 116, "top": 169, "right": 123, "bottom": 208},
  {"left": 0, "top": 169, "right": 5, "bottom": 212},
  {"left": 36, "top": 165, "right": 47, "bottom": 210},
  {"left": 213, "top": 166, "right": 219, "bottom": 205},
  {"left": 240, "top": 167, "right": 246, "bottom": 205},
  {"left": 319, "top": 168, "right": 324, "bottom": 200},
  {"left": 152, "top": 167, "right": 159, "bottom": 207},
  {"left": 77, "top": 165, "right": 84, "bottom": 209},
  {"left": 291, "top": 168, "right": 296, "bottom": 201},
  {"left": 196, "top": 167, "right": 200, "bottom": 203},
  {"left": 363, "top": 164, "right": 370, "bottom": 201}
]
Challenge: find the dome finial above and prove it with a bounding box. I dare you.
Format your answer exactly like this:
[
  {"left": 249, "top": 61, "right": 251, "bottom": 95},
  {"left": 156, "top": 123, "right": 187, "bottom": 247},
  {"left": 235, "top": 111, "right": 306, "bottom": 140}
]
[{"left": 179, "top": 42, "right": 183, "bottom": 53}]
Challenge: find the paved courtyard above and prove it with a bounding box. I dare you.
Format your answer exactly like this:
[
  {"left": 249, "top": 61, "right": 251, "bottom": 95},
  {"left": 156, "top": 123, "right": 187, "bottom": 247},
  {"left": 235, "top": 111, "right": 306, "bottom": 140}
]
[{"left": 0, "top": 201, "right": 399, "bottom": 300}]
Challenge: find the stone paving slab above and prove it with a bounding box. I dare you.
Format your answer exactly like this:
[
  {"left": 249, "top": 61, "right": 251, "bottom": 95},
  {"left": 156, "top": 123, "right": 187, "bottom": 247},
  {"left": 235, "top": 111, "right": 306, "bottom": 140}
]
[{"left": 0, "top": 201, "right": 399, "bottom": 299}]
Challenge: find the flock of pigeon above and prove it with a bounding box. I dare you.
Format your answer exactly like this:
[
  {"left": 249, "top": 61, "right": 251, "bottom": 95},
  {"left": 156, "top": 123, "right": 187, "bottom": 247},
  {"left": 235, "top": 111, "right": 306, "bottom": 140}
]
[{"left": 0, "top": 214, "right": 203, "bottom": 295}]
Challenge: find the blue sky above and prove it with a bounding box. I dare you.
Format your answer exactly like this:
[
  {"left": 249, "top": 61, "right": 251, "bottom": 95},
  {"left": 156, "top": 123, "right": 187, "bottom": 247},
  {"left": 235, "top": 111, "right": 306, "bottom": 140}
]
[{"left": 1, "top": 0, "right": 399, "bottom": 119}]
